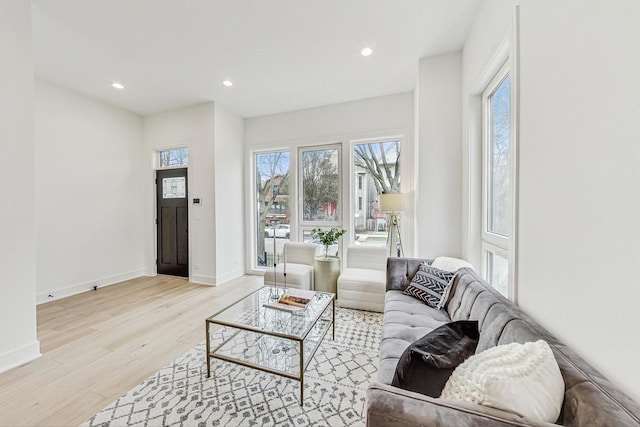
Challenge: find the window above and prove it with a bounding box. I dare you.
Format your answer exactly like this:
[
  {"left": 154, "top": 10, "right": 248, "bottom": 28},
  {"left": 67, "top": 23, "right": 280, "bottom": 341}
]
[
  {"left": 486, "top": 250, "right": 509, "bottom": 296},
  {"left": 159, "top": 148, "right": 188, "bottom": 168},
  {"left": 482, "top": 63, "right": 512, "bottom": 297},
  {"left": 299, "top": 146, "right": 340, "bottom": 223},
  {"left": 352, "top": 140, "right": 401, "bottom": 246},
  {"left": 254, "top": 151, "right": 290, "bottom": 267}
]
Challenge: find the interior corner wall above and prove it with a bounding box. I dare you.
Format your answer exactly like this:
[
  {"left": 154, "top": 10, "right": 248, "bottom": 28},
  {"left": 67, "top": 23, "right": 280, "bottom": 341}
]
[
  {"left": 142, "top": 103, "right": 216, "bottom": 284},
  {"left": 0, "top": 0, "right": 40, "bottom": 371},
  {"left": 34, "top": 79, "right": 145, "bottom": 302},
  {"left": 213, "top": 105, "right": 245, "bottom": 283},
  {"left": 415, "top": 52, "right": 462, "bottom": 259},
  {"left": 463, "top": 0, "right": 640, "bottom": 403}
]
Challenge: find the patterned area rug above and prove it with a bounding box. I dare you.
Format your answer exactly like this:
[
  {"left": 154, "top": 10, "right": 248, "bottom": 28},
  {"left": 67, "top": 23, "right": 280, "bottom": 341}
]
[{"left": 82, "top": 308, "right": 382, "bottom": 427}]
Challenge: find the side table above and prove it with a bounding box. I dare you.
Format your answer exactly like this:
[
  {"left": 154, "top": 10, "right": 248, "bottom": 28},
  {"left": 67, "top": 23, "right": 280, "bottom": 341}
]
[{"left": 314, "top": 256, "right": 340, "bottom": 294}]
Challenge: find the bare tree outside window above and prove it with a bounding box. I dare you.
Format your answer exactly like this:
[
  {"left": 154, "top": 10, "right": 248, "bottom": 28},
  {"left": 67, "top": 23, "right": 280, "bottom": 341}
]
[
  {"left": 354, "top": 141, "right": 400, "bottom": 194},
  {"left": 488, "top": 76, "right": 511, "bottom": 237},
  {"left": 482, "top": 65, "right": 512, "bottom": 298},
  {"left": 301, "top": 148, "right": 339, "bottom": 222},
  {"left": 352, "top": 140, "right": 401, "bottom": 240},
  {"left": 159, "top": 148, "right": 188, "bottom": 168}
]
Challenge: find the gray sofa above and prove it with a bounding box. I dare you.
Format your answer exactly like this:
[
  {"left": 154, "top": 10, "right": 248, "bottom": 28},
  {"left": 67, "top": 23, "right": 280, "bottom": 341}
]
[{"left": 365, "top": 258, "right": 640, "bottom": 426}]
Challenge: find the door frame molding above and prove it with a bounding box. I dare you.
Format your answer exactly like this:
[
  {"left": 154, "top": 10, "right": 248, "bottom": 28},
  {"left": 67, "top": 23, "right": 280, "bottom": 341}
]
[{"left": 152, "top": 143, "right": 192, "bottom": 281}]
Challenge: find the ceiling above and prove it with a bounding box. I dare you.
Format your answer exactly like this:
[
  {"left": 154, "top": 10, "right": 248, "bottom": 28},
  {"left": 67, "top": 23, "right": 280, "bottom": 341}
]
[{"left": 32, "top": 0, "right": 478, "bottom": 118}]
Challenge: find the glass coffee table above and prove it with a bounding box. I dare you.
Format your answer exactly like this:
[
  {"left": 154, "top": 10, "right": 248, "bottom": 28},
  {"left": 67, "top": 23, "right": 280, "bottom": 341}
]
[{"left": 205, "top": 286, "right": 335, "bottom": 404}]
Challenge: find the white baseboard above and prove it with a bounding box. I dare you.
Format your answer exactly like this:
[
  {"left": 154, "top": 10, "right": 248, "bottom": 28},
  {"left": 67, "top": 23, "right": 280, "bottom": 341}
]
[
  {"left": 36, "top": 269, "right": 146, "bottom": 304},
  {"left": 191, "top": 274, "right": 216, "bottom": 286},
  {"left": 0, "top": 341, "right": 41, "bottom": 374},
  {"left": 191, "top": 269, "right": 244, "bottom": 287},
  {"left": 214, "top": 268, "right": 245, "bottom": 285}
]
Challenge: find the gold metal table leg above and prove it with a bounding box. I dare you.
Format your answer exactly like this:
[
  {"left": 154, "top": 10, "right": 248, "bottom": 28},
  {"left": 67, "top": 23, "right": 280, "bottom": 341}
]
[
  {"left": 332, "top": 297, "right": 335, "bottom": 340},
  {"left": 205, "top": 320, "right": 211, "bottom": 378},
  {"left": 299, "top": 339, "right": 304, "bottom": 405}
]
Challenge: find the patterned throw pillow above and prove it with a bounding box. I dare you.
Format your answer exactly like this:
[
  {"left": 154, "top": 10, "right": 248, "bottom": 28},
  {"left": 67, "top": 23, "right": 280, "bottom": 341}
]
[{"left": 404, "top": 263, "right": 456, "bottom": 308}]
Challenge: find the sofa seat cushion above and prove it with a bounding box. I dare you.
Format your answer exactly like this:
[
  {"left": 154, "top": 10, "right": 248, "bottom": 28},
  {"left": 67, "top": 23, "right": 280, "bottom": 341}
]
[
  {"left": 337, "top": 268, "right": 386, "bottom": 312},
  {"left": 377, "top": 291, "right": 452, "bottom": 384},
  {"left": 263, "top": 263, "right": 313, "bottom": 290},
  {"left": 385, "top": 290, "right": 452, "bottom": 323}
]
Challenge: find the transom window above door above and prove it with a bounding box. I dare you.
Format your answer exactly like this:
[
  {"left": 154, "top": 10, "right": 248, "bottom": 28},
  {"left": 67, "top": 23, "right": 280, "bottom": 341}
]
[{"left": 159, "top": 148, "right": 189, "bottom": 168}]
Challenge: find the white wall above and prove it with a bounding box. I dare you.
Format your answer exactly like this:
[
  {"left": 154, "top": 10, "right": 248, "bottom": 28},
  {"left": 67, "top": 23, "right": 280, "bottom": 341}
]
[
  {"left": 245, "top": 93, "right": 414, "bottom": 271},
  {"left": 213, "top": 105, "right": 245, "bottom": 283},
  {"left": 34, "top": 80, "right": 145, "bottom": 302},
  {"left": 0, "top": 0, "right": 40, "bottom": 372},
  {"left": 463, "top": 0, "right": 640, "bottom": 403},
  {"left": 415, "top": 53, "right": 462, "bottom": 259},
  {"left": 143, "top": 104, "right": 217, "bottom": 284},
  {"left": 245, "top": 93, "right": 413, "bottom": 147}
]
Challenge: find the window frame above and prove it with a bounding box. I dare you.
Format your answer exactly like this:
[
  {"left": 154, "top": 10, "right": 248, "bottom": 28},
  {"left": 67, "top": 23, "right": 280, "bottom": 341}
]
[
  {"left": 481, "top": 61, "right": 515, "bottom": 298},
  {"left": 348, "top": 135, "right": 406, "bottom": 248},
  {"left": 482, "top": 62, "right": 511, "bottom": 250},
  {"left": 157, "top": 147, "right": 189, "bottom": 169},
  {"left": 251, "top": 148, "right": 292, "bottom": 271}
]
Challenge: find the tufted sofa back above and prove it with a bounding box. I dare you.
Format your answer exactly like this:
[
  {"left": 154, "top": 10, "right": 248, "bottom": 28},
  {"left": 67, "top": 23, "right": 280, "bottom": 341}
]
[{"left": 385, "top": 258, "right": 640, "bottom": 426}]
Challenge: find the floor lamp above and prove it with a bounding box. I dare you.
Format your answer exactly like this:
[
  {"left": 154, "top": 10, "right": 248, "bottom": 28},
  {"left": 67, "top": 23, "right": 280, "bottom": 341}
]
[{"left": 379, "top": 193, "right": 407, "bottom": 257}]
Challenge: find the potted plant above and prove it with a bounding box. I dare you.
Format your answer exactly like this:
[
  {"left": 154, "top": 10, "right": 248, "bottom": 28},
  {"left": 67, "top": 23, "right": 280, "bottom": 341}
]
[{"left": 312, "top": 227, "right": 347, "bottom": 259}]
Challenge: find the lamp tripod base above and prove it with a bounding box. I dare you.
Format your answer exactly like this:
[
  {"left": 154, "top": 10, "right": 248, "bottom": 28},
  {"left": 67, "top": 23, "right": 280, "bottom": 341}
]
[{"left": 387, "top": 213, "right": 404, "bottom": 257}]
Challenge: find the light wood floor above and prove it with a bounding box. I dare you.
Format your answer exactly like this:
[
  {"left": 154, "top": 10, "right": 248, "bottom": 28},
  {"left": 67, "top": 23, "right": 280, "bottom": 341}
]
[{"left": 0, "top": 274, "right": 263, "bottom": 427}]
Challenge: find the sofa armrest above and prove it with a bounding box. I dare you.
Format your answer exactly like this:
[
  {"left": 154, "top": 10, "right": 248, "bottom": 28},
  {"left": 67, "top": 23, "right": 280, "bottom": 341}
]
[
  {"left": 386, "top": 257, "right": 431, "bottom": 291},
  {"left": 365, "top": 382, "right": 548, "bottom": 427}
]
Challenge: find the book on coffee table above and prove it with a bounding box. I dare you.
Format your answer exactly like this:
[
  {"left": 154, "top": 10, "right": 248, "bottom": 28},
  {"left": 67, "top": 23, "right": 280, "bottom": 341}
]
[{"left": 264, "top": 289, "right": 316, "bottom": 312}]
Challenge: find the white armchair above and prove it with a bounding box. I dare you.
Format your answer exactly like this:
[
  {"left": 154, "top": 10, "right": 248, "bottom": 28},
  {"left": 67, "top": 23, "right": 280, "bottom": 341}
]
[
  {"left": 337, "top": 245, "right": 388, "bottom": 312},
  {"left": 263, "top": 242, "right": 316, "bottom": 290}
]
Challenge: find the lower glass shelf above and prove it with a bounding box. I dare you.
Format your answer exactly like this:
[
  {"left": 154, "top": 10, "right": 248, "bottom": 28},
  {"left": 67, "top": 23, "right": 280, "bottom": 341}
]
[{"left": 210, "top": 317, "right": 332, "bottom": 378}]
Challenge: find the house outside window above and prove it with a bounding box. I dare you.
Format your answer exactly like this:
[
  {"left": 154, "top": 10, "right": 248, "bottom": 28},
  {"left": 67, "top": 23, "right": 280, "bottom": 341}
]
[
  {"left": 254, "top": 151, "right": 290, "bottom": 267},
  {"left": 352, "top": 140, "right": 401, "bottom": 246}
]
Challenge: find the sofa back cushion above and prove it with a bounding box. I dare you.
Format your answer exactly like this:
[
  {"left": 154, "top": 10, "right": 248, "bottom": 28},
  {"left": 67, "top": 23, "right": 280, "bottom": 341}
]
[
  {"left": 386, "top": 257, "right": 430, "bottom": 291},
  {"left": 446, "top": 270, "right": 486, "bottom": 321}
]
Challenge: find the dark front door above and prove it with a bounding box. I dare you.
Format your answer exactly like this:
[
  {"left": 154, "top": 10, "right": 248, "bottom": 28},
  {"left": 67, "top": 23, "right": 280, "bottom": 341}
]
[{"left": 156, "top": 168, "right": 188, "bottom": 277}]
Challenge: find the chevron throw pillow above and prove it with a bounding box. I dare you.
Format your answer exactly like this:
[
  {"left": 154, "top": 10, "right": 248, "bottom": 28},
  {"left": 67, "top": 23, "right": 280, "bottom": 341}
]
[{"left": 404, "top": 263, "right": 457, "bottom": 308}]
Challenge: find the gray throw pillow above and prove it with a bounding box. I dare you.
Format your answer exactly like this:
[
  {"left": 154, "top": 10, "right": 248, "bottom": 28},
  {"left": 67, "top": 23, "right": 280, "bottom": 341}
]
[
  {"left": 391, "top": 320, "right": 480, "bottom": 398},
  {"left": 403, "top": 262, "right": 456, "bottom": 308}
]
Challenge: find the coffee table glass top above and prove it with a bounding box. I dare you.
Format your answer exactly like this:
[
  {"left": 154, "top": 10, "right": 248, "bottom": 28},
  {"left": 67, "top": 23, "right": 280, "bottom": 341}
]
[{"left": 207, "top": 286, "right": 334, "bottom": 340}]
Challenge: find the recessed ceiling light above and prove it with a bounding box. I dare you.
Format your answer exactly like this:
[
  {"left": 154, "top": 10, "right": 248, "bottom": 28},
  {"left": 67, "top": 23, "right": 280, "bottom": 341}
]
[
  {"left": 111, "top": 81, "right": 124, "bottom": 90},
  {"left": 222, "top": 80, "right": 233, "bottom": 87},
  {"left": 361, "top": 47, "right": 373, "bottom": 57}
]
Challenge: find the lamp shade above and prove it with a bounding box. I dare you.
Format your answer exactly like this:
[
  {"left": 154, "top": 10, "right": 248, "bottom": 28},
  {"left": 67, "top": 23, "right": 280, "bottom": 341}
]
[{"left": 379, "top": 193, "right": 407, "bottom": 212}]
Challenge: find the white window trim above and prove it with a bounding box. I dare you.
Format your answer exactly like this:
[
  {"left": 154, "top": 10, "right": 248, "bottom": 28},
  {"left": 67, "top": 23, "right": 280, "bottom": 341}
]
[
  {"left": 248, "top": 147, "right": 293, "bottom": 273},
  {"left": 244, "top": 129, "right": 414, "bottom": 275},
  {"left": 156, "top": 146, "right": 189, "bottom": 170},
  {"left": 468, "top": 7, "right": 520, "bottom": 302},
  {"left": 347, "top": 134, "right": 410, "bottom": 249}
]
